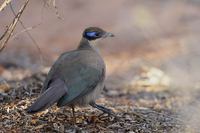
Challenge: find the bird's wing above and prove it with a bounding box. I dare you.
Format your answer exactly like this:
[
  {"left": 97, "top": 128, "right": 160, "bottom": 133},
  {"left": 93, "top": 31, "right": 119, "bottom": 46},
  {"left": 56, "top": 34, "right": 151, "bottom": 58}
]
[
  {"left": 42, "top": 50, "right": 105, "bottom": 107},
  {"left": 27, "top": 78, "right": 68, "bottom": 114},
  {"left": 42, "top": 50, "right": 75, "bottom": 93}
]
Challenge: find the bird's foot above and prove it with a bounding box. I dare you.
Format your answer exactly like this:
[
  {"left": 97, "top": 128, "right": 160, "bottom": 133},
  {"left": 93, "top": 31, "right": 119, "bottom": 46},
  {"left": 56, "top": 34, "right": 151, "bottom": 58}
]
[{"left": 89, "top": 102, "right": 118, "bottom": 119}]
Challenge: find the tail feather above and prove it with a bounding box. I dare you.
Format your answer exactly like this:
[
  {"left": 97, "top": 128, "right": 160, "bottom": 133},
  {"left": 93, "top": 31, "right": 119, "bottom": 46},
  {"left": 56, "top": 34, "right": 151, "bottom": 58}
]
[{"left": 27, "top": 79, "right": 68, "bottom": 114}]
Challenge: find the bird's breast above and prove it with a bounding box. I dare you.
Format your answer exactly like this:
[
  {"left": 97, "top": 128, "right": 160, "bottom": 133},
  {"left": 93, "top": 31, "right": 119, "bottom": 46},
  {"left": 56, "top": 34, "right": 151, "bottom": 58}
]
[{"left": 72, "top": 81, "right": 104, "bottom": 106}]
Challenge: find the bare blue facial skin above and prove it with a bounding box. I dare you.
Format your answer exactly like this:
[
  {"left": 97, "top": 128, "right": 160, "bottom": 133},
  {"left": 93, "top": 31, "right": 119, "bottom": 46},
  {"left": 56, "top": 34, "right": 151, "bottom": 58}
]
[
  {"left": 86, "top": 32, "right": 98, "bottom": 37},
  {"left": 84, "top": 31, "right": 101, "bottom": 40}
]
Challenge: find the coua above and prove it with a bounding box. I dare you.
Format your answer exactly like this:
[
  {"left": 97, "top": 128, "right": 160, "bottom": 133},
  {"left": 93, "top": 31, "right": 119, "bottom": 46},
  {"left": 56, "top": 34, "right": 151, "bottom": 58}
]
[{"left": 27, "top": 27, "right": 114, "bottom": 123}]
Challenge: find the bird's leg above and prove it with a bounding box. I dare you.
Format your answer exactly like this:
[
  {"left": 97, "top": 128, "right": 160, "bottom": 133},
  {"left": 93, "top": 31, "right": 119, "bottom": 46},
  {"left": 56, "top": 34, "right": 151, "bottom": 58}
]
[
  {"left": 71, "top": 105, "right": 76, "bottom": 125},
  {"left": 89, "top": 102, "right": 115, "bottom": 116}
]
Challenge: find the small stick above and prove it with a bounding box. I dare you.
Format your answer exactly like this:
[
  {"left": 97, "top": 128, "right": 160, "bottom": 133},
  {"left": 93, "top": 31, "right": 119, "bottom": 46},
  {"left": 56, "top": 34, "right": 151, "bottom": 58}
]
[
  {"left": 9, "top": 3, "right": 44, "bottom": 67},
  {"left": 0, "top": 0, "right": 30, "bottom": 52},
  {"left": 71, "top": 105, "right": 76, "bottom": 125},
  {"left": 0, "top": 0, "right": 12, "bottom": 12}
]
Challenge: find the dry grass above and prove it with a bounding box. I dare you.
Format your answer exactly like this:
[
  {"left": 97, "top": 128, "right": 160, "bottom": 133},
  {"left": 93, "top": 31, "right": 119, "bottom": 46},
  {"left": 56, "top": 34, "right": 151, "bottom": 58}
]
[
  {"left": 0, "top": 0, "right": 30, "bottom": 52},
  {"left": 0, "top": 0, "right": 12, "bottom": 11}
]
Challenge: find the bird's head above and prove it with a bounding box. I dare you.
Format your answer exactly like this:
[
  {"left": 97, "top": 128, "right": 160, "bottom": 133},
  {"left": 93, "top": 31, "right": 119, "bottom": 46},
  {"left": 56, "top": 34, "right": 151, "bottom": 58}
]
[{"left": 83, "top": 27, "right": 114, "bottom": 41}]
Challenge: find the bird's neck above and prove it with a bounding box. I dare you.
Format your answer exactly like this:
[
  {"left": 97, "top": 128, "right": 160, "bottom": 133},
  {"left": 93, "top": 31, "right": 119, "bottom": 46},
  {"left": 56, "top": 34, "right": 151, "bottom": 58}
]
[
  {"left": 78, "top": 38, "right": 96, "bottom": 50},
  {"left": 77, "top": 38, "right": 102, "bottom": 57}
]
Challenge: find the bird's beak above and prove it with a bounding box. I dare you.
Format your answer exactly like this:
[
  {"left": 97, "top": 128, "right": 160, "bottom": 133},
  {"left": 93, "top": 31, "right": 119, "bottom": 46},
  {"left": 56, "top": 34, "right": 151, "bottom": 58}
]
[{"left": 102, "top": 32, "right": 115, "bottom": 38}]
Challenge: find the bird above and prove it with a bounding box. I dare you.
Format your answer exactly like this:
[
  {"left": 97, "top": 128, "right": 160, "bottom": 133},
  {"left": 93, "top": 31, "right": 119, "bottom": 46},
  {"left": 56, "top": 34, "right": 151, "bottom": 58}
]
[{"left": 27, "top": 27, "right": 115, "bottom": 123}]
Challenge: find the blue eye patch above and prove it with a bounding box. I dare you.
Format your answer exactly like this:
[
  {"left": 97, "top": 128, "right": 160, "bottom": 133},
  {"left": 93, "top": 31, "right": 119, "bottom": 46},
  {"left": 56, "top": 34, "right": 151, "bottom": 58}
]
[{"left": 86, "top": 32, "right": 97, "bottom": 37}]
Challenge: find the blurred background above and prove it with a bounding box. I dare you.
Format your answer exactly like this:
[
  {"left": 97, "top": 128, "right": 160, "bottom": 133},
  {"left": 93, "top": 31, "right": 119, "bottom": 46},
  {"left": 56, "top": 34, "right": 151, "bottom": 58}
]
[
  {"left": 1, "top": 0, "right": 200, "bottom": 88},
  {"left": 1, "top": 0, "right": 200, "bottom": 131}
]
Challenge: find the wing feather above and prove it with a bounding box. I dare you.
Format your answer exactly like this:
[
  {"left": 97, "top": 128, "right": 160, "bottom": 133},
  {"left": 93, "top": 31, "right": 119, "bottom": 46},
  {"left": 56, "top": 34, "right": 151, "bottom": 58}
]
[{"left": 27, "top": 79, "right": 68, "bottom": 114}]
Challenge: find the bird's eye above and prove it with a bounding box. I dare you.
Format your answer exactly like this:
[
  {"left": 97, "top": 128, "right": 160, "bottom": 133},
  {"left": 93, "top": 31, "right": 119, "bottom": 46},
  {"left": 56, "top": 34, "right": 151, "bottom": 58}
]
[
  {"left": 86, "top": 32, "right": 99, "bottom": 37},
  {"left": 94, "top": 32, "right": 100, "bottom": 36}
]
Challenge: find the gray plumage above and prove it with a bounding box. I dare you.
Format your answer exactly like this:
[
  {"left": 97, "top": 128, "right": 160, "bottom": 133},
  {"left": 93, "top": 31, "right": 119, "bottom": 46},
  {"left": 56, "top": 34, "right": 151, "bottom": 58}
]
[
  {"left": 27, "top": 79, "right": 68, "bottom": 113},
  {"left": 27, "top": 27, "right": 114, "bottom": 114}
]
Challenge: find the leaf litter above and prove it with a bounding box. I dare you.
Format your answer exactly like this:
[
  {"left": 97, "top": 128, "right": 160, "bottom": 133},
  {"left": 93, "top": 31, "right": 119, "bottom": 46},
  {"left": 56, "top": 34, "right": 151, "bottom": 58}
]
[{"left": 0, "top": 67, "right": 189, "bottom": 133}]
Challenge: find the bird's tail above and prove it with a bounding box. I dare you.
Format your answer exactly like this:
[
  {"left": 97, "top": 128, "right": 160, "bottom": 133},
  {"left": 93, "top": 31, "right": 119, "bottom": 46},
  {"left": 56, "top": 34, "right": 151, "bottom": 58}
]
[{"left": 27, "top": 79, "right": 68, "bottom": 114}]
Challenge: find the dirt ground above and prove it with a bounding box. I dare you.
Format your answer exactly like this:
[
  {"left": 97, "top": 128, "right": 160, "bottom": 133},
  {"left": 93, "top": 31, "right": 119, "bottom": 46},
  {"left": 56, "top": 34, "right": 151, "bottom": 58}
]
[
  {"left": 0, "top": 68, "right": 193, "bottom": 133},
  {"left": 1, "top": 1, "right": 200, "bottom": 132}
]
